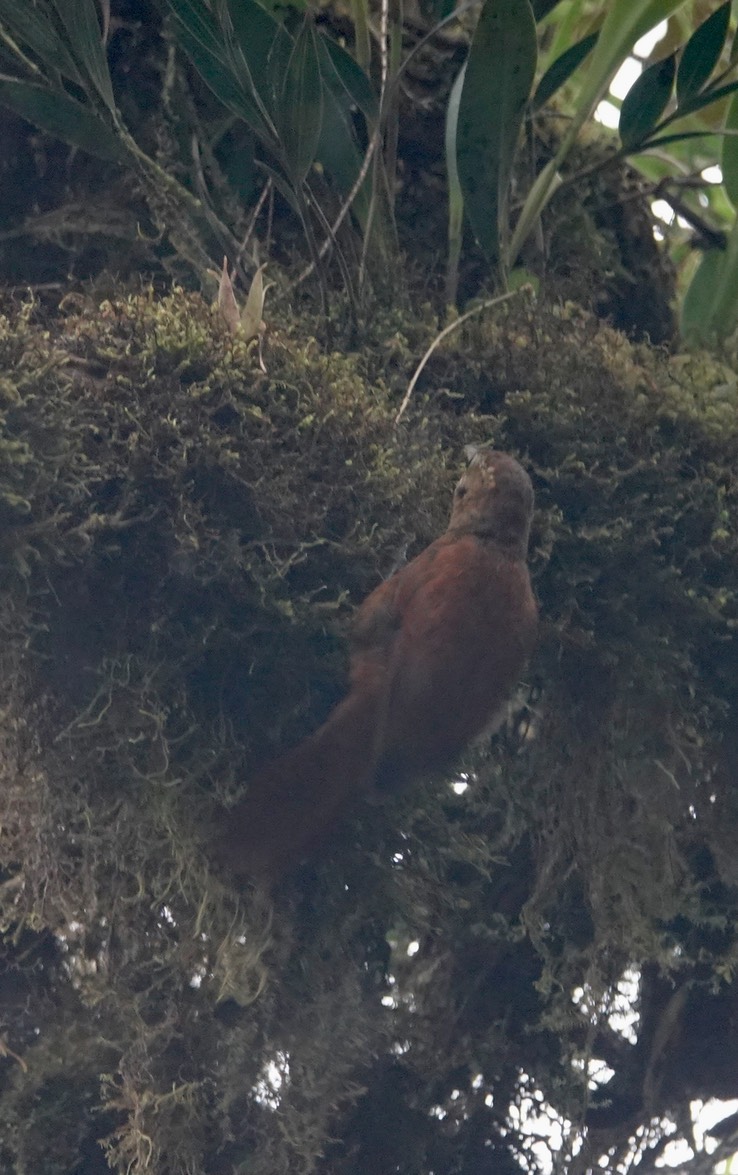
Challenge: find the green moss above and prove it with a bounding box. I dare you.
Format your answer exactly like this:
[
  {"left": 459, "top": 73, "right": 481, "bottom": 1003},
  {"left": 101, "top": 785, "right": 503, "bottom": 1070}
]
[{"left": 0, "top": 288, "right": 737, "bottom": 1171}]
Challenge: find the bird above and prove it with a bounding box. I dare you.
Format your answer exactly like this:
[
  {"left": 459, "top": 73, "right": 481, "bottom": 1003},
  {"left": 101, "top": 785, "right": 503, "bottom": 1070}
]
[{"left": 215, "top": 447, "right": 538, "bottom": 883}]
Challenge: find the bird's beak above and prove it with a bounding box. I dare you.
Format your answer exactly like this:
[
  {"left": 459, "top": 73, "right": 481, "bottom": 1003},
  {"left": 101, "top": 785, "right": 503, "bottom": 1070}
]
[{"left": 463, "top": 443, "right": 481, "bottom": 464}]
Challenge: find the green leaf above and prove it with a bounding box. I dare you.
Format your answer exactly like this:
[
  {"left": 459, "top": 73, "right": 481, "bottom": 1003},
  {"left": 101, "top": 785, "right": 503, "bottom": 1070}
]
[
  {"left": 0, "top": 0, "right": 84, "bottom": 86},
  {"left": 277, "top": 16, "right": 323, "bottom": 182},
  {"left": 168, "top": 0, "right": 228, "bottom": 62},
  {"left": 723, "top": 90, "right": 738, "bottom": 209},
  {"left": 681, "top": 249, "right": 722, "bottom": 342},
  {"left": 430, "top": 0, "right": 457, "bottom": 19},
  {"left": 619, "top": 53, "right": 676, "bottom": 150},
  {"left": 0, "top": 78, "right": 126, "bottom": 161},
  {"left": 315, "top": 67, "right": 370, "bottom": 224},
  {"left": 639, "top": 129, "right": 722, "bottom": 149},
  {"left": 456, "top": 0, "right": 537, "bottom": 266},
  {"left": 544, "top": 0, "right": 586, "bottom": 65},
  {"left": 445, "top": 62, "right": 466, "bottom": 305},
  {"left": 320, "top": 35, "right": 378, "bottom": 123},
  {"left": 265, "top": 23, "right": 294, "bottom": 117},
  {"left": 217, "top": 0, "right": 283, "bottom": 134},
  {"left": 166, "top": 0, "right": 273, "bottom": 139},
  {"left": 676, "top": 1, "right": 730, "bottom": 106},
  {"left": 257, "top": 160, "right": 301, "bottom": 214},
  {"left": 660, "top": 78, "right": 738, "bottom": 127},
  {"left": 532, "top": 0, "right": 563, "bottom": 17},
  {"left": 257, "top": 0, "right": 307, "bottom": 15},
  {"left": 221, "top": 0, "right": 280, "bottom": 87},
  {"left": 50, "top": 0, "right": 116, "bottom": 113},
  {"left": 709, "top": 214, "right": 738, "bottom": 338},
  {"left": 314, "top": 35, "right": 373, "bottom": 219},
  {"left": 682, "top": 217, "right": 738, "bottom": 342},
  {"left": 532, "top": 31, "right": 597, "bottom": 110},
  {"left": 572, "top": 0, "right": 687, "bottom": 134}
]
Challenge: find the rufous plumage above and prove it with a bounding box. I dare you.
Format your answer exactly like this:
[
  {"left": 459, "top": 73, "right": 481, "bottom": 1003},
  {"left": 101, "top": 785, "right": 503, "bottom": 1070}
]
[{"left": 216, "top": 447, "right": 538, "bottom": 882}]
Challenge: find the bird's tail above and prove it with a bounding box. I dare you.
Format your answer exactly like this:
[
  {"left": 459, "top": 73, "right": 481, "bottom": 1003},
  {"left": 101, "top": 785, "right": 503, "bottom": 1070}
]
[{"left": 214, "top": 685, "right": 386, "bottom": 884}]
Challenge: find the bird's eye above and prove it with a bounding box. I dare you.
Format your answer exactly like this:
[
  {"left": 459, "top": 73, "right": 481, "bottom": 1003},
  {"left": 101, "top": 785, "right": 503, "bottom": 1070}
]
[{"left": 456, "top": 483, "right": 467, "bottom": 499}]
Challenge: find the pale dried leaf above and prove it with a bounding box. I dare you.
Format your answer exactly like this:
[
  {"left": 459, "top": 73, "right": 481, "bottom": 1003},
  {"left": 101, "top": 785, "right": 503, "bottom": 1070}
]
[
  {"left": 216, "top": 256, "right": 240, "bottom": 334},
  {"left": 241, "top": 264, "right": 268, "bottom": 342}
]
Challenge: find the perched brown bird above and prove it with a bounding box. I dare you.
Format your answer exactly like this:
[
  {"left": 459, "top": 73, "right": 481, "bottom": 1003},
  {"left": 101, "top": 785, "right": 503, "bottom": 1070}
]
[{"left": 216, "top": 447, "right": 538, "bottom": 882}]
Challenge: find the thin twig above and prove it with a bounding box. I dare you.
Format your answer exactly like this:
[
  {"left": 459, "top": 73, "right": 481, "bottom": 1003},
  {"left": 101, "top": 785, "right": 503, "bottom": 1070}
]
[
  {"left": 379, "top": 0, "right": 390, "bottom": 96},
  {"left": 293, "top": 124, "right": 383, "bottom": 288},
  {"left": 394, "top": 289, "right": 523, "bottom": 426},
  {"left": 237, "top": 179, "right": 272, "bottom": 265},
  {"left": 189, "top": 135, "right": 247, "bottom": 281}
]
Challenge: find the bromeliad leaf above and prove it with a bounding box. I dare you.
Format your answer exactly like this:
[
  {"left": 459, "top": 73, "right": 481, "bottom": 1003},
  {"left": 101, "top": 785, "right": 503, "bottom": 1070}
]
[
  {"left": 456, "top": 0, "right": 537, "bottom": 266},
  {"left": 0, "top": 78, "right": 126, "bottom": 161},
  {"left": 619, "top": 53, "right": 676, "bottom": 150},
  {"left": 676, "top": 1, "right": 730, "bottom": 106},
  {"left": 277, "top": 16, "right": 323, "bottom": 184}
]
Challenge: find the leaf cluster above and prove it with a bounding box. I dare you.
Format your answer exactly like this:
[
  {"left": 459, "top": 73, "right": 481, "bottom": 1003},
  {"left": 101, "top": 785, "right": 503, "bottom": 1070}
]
[{"left": 5, "top": 1, "right": 738, "bottom": 335}]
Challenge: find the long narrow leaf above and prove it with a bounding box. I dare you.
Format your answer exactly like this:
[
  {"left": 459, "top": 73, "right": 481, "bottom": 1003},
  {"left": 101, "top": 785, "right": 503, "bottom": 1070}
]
[
  {"left": 51, "top": 0, "right": 116, "bottom": 113},
  {"left": 277, "top": 17, "right": 323, "bottom": 183},
  {"left": 257, "top": 160, "right": 301, "bottom": 215},
  {"left": 640, "top": 130, "right": 724, "bottom": 149},
  {"left": 0, "top": 78, "right": 126, "bottom": 160},
  {"left": 681, "top": 249, "right": 722, "bottom": 342},
  {"left": 663, "top": 78, "right": 738, "bottom": 126},
  {"left": 222, "top": 0, "right": 279, "bottom": 84},
  {"left": 699, "top": 216, "right": 738, "bottom": 340},
  {"left": 572, "top": 0, "right": 687, "bottom": 139},
  {"left": 619, "top": 53, "right": 676, "bottom": 150},
  {"left": 456, "top": 0, "right": 537, "bottom": 267},
  {"left": 0, "top": 0, "right": 84, "bottom": 86},
  {"left": 676, "top": 1, "right": 730, "bottom": 106},
  {"left": 314, "top": 35, "right": 372, "bottom": 219},
  {"left": 532, "top": 0, "right": 563, "bottom": 18},
  {"left": 321, "top": 36, "right": 378, "bottom": 123},
  {"left": 532, "top": 31, "right": 598, "bottom": 110},
  {"left": 510, "top": 0, "right": 687, "bottom": 269},
  {"left": 167, "top": 0, "right": 228, "bottom": 62},
  {"left": 723, "top": 90, "right": 738, "bottom": 209},
  {"left": 166, "top": 0, "right": 272, "bottom": 139},
  {"left": 445, "top": 63, "right": 466, "bottom": 305},
  {"left": 544, "top": 0, "right": 587, "bottom": 68},
  {"left": 265, "top": 24, "right": 293, "bottom": 119},
  {"left": 315, "top": 75, "right": 370, "bottom": 225}
]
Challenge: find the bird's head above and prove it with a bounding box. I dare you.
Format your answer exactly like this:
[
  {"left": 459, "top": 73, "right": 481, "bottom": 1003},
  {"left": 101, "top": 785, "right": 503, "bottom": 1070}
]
[{"left": 448, "top": 447, "right": 534, "bottom": 556}]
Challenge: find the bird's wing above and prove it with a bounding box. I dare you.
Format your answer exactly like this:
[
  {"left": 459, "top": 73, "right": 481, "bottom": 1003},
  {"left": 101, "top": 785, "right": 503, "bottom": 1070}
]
[{"left": 350, "top": 540, "right": 447, "bottom": 658}]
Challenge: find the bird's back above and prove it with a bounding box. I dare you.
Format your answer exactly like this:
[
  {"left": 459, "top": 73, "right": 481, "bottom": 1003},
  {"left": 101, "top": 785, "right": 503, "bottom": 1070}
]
[{"left": 369, "top": 531, "right": 537, "bottom": 791}]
